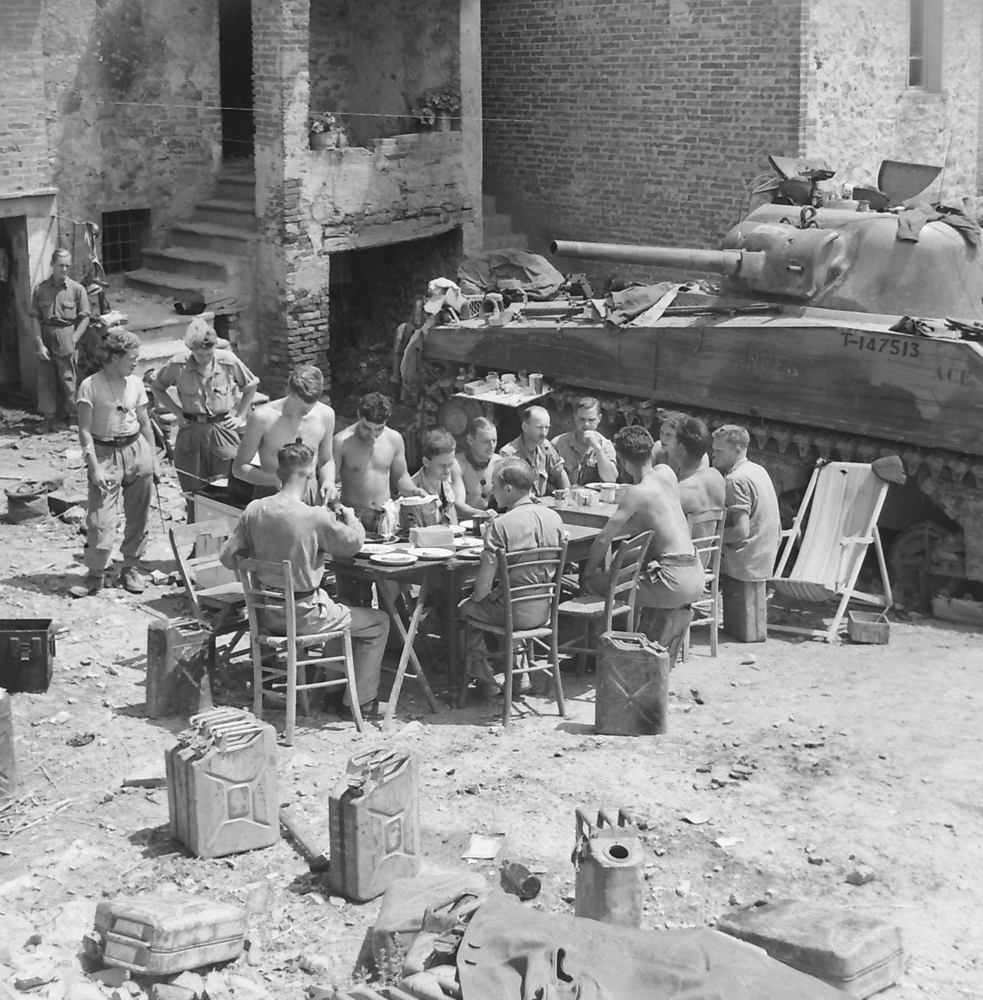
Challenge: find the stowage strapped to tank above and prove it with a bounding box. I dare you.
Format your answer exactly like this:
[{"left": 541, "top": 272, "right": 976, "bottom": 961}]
[{"left": 417, "top": 166, "right": 983, "bottom": 603}]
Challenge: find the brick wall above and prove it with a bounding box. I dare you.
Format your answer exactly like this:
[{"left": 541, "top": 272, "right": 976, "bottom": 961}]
[
  {"left": 42, "top": 0, "right": 220, "bottom": 246},
  {"left": 0, "top": 0, "right": 49, "bottom": 194},
  {"left": 803, "top": 0, "right": 981, "bottom": 203},
  {"left": 482, "top": 0, "right": 806, "bottom": 256}
]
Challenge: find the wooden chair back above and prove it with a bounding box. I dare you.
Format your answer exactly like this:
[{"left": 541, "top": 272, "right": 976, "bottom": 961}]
[
  {"left": 169, "top": 517, "right": 241, "bottom": 619},
  {"left": 601, "top": 530, "right": 654, "bottom": 631},
  {"left": 495, "top": 541, "right": 568, "bottom": 639},
  {"left": 688, "top": 507, "right": 726, "bottom": 579},
  {"left": 237, "top": 557, "right": 297, "bottom": 645}
]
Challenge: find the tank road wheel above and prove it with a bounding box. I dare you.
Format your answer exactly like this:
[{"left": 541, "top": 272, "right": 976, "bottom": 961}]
[{"left": 888, "top": 522, "right": 957, "bottom": 610}]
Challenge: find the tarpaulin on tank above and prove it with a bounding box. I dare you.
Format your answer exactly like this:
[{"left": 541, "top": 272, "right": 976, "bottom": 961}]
[
  {"left": 457, "top": 249, "right": 565, "bottom": 301},
  {"left": 457, "top": 896, "right": 842, "bottom": 1000}
]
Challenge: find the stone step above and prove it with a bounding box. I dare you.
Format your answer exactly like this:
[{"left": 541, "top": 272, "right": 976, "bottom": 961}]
[
  {"left": 171, "top": 222, "right": 256, "bottom": 256},
  {"left": 213, "top": 175, "right": 255, "bottom": 204},
  {"left": 193, "top": 198, "right": 257, "bottom": 230},
  {"left": 482, "top": 233, "right": 529, "bottom": 252},
  {"left": 140, "top": 247, "right": 233, "bottom": 283},
  {"left": 124, "top": 267, "right": 224, "bottom": 304}
]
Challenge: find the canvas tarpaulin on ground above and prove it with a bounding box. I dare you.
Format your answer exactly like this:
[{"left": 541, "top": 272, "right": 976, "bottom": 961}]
[{"left": 456, "top": 896, "right": 842, "bottom": 1000}]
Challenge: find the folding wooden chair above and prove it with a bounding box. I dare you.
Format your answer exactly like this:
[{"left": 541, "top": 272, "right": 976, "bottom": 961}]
[
  {"left": 681, "top": 508, "right": 726, "bottom": 661},
  {"left": 237, "top": 557, "right": 364, "bottom": 744},
  {"left": 558, "top": 531, "right": 654, "bottom": 673},
  {"left": 771, "top": 461, "right": 892, "bottom": 643},
  {"left": 461, "top": 541, "right": 568, "bottom": 726},
  {"left": 169, "top": 518, "right": 248, "bottom": 678}
]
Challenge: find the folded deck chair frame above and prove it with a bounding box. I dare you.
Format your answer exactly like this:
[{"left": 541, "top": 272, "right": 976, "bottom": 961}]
[{"left": 771, "top": 461, "right": 892, "bottom": 643}]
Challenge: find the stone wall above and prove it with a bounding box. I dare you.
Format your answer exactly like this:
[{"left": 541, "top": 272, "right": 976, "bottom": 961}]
[
  {"left": 0, "top": 0, "right": 49, "bottom": 195},
  {"left": 481, "top": 0, "right": 806, "bottom": 252},
  {"left": 309, "top": 0, "right": 460, "bottom": 147},
  {"left": 802, "top": 0, "right": 982, "bottom": 203},
  {"left": 44, "top": 0, "right": 221, "bottom": 246}
]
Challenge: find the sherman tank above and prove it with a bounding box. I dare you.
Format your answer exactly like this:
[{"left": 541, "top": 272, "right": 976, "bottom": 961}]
[{"left": 420, "top": 173, "right": 983, "bottom": 605}]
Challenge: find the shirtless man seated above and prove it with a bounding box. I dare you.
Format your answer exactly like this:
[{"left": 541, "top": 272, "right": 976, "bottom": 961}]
[
  {"left": 583, "top": 425, "right": 705, "bottom": 665},
  {"left": 229, "top": 363, "right": 336, "bottom": 505},
  {"left": 660, "top": 414, "right": 726, "bottom": 540},
  {"left": 333, "top": 391, "right": 426, "bottom": 534}
]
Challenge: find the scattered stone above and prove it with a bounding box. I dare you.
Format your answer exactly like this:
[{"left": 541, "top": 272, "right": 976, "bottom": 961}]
[
  {"left": 50, "top": 711, "right": 72, "bottom": 725},
  {"left": 226, "top": 977, "right": 267, "bottom": 1000},
  {"left": 808, "top": 856, "right": 825, "bottom": 866},
  {"left": 675, "top": 880, "right": 691, "bottom": 897},
  {"left": 713, "top": 837, "right": 741, "bottom": 848},
  {"left": 91, "top": 970, "right": 129, "bottom": 988},
  {"left": 202, "top": 972, "right": 231, "bottom": 1000},
  {"left": 681, "top": 812, "right": 711, "bottom": 826},
  {"left": 150, "top": 570, "right": 169, "bottom": 586},
  {"left": 170, "top": 973, "right": 203, "bottom": 997},
  {"left": 464, "top": 784, "right": 480, "bottom": 795},
  {"left": 298, "top": 955, "right": 332, "bottom": 977},
  {"left": 740, "top": 654, "right": 756, "bottom": 665},
  {"left": 690, "top": 689, "right": 705, "bottom": 705},
  {"left": 150, "top": 986, "right": 194, "bottom": 1000},
  {"left": 728, "top": 893, "right": 742, "bottom": 906},
  {"left": 845, "top": 865, "right": 876, "bottom": 886},
  {"left": 307, "top": 989, "right": 332, "bottom": 1000}
]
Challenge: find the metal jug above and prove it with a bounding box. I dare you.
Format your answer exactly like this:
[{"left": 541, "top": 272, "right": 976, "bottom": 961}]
[{"left": 573, "top": 806, "right": 644, "bottom": 927}]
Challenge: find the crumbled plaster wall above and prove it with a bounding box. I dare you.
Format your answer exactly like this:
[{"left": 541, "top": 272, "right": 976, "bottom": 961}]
[
  {"left": 301, "top": 133, "right": 470, "bottom": 250},
  {"left": 44, "top": 0, "right": 221, "bottom": 246},
  {"left": 309, "top": 0, "right": 460, "bottom": 146},
  {"left": 802, "top": 0, "right": 982, "bottom": 205}
]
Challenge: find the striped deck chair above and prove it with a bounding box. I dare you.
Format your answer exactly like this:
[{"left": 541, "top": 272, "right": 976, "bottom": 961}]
[{"left": 771, "top": 461, "right": 892, "bottom": 643}]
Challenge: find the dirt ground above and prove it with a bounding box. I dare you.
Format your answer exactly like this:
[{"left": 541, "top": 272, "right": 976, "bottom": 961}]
[{"left": 1, "top": 395, "right": 981, "bottom": 1000}]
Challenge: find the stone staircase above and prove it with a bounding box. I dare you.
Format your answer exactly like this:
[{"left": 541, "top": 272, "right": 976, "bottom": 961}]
[
  {"left": 482, "top": 193, "right": 529, "bottom": 251},
  {"left": 125, "top": 163, "right": 256, "bottom": 306}
]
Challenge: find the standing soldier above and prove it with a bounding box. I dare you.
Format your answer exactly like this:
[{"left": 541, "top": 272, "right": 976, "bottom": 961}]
[
  {"left": 30, "top": 249, "right": 90, "bottom": 434},
  {"left": 151, "top": 318, "right": 258, "bottom": 511},
  {"left": 71, "top": 329, "right": 156, "bottom": 597}
]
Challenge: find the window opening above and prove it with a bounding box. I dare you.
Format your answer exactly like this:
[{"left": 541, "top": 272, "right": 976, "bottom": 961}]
[{"left": 101, "top": 209, "right": 151, "bottom": 274}]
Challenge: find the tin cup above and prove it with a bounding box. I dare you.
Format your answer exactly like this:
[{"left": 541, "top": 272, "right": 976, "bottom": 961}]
[
  {"left": 529, "top": 373, "right": 544, "bottom": 394},
  {"left": 598, "top": 483, "right": 617, "bottom": 503},
  {"left": 553, "top": 488, "right": 568, "bottom": 504}
]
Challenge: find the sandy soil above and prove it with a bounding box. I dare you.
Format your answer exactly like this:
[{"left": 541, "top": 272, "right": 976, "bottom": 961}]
[{"left": 1, "top": 401, "right": 981, "bottom": 1000}]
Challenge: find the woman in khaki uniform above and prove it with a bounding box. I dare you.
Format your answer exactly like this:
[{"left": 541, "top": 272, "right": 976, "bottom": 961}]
[{"left": 150, "top": 319, "right": 258, "bottom": 505}]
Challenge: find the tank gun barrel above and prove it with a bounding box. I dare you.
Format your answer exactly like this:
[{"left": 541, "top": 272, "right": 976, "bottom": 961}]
[{"left": 550, "top": 239, "right": 764, "bottom": 278}]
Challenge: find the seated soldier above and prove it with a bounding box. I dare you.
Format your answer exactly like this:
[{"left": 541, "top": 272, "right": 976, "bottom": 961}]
[
  {"left": 410, "top": 428, "right": 464, "bottom": 525},
  {"left": 551, "top": 396, "right": 619, "bottom": 486},
  {"left": 220, "top": 441, "right": 390, "bottom": 719},
  {"left": 459, "top": 458, "right": 565, "bottom": 697},
  {"left": 456, "top": 416, "right": 501, "bottom": 513},
  {"left": 499, "top": 405, "right": 570, "bottom": 498},
  {"left": 653, "top": 411, "right": 711, "bottom": 475},
  {"left": 583, "top": 425, "right": 704, "bottom": 666},
  {"left": 662, "top": 414, "right": 726, "bottom": 537}
]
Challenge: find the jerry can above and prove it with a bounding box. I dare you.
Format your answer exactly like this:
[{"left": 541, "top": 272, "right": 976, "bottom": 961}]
[
  {"left": 595, "top": 632, "right": 669, "bottom": 735},
  {"left": 573, "top": 807, "right": 644, "bottom": 927},
  {"left": 90, "top": 893, "right": 247, "bottom": 975},
  {"left": 0, "top": 689, "right": 16, "bottom": 798},
  {"left": 166, "top": 707, "right": 279, "bottom": 858},
  {"left": 329, "top": 747, "right": 420, "bottom": 902},
  {"left": 146, "top": 618, "right": 213, "bottom": 719}
]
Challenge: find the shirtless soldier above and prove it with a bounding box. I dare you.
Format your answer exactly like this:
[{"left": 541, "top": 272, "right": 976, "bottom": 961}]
[
  {"left": 230, "top": 364, "right": 336, "bottom": 505},
  {"left": 583, "top": 425, "right": 705, "bottom": 665},
  {"left": 333, "top": 392, "right": 425, "bottom": 533},
  {"left": 660, "top": 414, "right": 726, "bottom": 531}
]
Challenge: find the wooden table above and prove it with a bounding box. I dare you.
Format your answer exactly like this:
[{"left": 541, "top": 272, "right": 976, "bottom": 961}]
[
  {"left": 331, "top": 524, "right": 608, "bottom": 724},
  {"left": 546, "top": 497, "right": 619, "bottom": 528}
]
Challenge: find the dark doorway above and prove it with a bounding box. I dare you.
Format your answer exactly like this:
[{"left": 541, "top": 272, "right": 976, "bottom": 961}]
[
  {"left": 0, "top": 216, "right": 32, "bottom": 387},
  {"left": 219, "top": 0, "right": 254, "bottom": 161}
]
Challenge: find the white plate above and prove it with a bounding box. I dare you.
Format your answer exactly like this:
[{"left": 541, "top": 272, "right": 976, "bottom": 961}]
[
  {"left": 459, "top": 520, "right": 474, "bottom": 532},
  {"left": 361, "top": 542, "right": 396, "bottom": 555},
  {"left": 407, "top": 547, "right": 455, "bottom": 560},
  {"left": 370, "top": 552, "right": 418, "bottom": 566},
  {"left": 456, "top": 548, "right": 483, "bottom": 560},
  {"left": 585, "top": 482, "right": 619, "bottom": 491},
  {"left": 455, "top": 536, "right": 483, "bottom": 548},
  {"left": 451, "top": 524, "right": 467, "bottom": 536}
]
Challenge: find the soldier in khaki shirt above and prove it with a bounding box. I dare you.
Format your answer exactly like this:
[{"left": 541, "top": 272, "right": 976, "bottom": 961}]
[{"left": 30, "top": 249, "right": 90, "bottom": 434}]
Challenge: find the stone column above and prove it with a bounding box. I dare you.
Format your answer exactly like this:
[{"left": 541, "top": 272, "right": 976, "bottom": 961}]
[
  {"left": 252, "top": 0, "right": 330, "bottom": 394},
  {"left": 460, "top": 0, "right": 483, "bottom": 256}
]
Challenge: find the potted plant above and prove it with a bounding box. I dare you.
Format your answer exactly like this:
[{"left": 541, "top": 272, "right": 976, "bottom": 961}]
[
  {"left": 415, "top": 88, "right": 461, "bottom": 132},
  {"left": 309, "top": 112, "right": 347, "bottom": 150}
]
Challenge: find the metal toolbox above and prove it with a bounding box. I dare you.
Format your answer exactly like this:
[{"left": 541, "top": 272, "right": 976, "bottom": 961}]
[{"left": 0, "top": 619, "right": 55, "bottom": 694}]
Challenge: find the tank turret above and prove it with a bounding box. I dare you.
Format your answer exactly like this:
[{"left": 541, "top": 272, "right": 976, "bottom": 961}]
[{"left": 553, "top": 204, "right": 983, "bottom": 321}]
